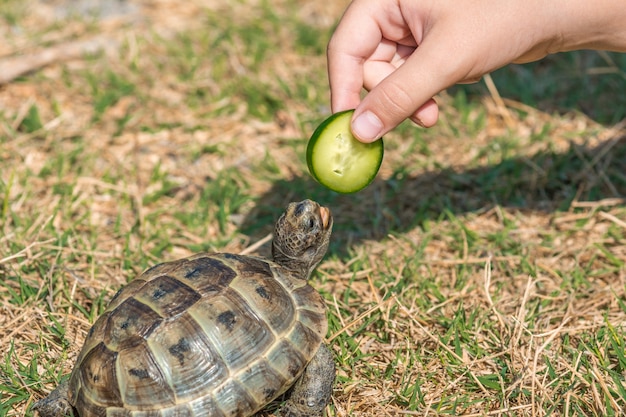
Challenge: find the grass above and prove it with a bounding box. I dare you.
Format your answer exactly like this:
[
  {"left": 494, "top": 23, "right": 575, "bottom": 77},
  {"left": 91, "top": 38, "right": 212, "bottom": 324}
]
[{"left": 1, "top": 0, "right": 626, "bottom": 416}]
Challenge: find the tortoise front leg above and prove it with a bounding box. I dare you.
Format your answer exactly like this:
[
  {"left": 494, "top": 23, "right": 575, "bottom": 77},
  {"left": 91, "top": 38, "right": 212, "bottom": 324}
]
[
  {"left": 277, "top": 344, "right": 335, "bottom": 417},
  {"left": 32, "top": 380, "right": 75, "bottom": 417}
]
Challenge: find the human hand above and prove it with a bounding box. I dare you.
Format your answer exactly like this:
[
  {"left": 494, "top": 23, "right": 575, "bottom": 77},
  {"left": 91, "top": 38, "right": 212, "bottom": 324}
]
[{"left": 328, "top": 0, "right": 626, "bottom": 142}]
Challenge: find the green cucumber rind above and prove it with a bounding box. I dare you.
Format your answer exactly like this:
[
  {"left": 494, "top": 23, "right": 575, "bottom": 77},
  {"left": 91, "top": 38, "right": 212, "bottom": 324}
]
[{"left": 306, "top": 110, "right": 384, "bottom": 194}]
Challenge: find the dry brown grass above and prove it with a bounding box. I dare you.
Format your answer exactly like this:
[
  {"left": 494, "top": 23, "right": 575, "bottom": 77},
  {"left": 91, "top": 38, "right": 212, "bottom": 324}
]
[{"left": 1, "top": 0, "right": 625, "bottom": 416}]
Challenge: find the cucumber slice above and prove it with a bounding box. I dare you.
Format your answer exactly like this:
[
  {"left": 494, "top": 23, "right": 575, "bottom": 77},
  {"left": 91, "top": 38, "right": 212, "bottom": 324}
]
[{"left": 306, "top": 110, "right": 384, "bottom": 194}]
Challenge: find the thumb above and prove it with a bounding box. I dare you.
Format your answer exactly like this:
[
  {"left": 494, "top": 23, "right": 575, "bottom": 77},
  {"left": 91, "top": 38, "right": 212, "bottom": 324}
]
[{"left": 351, "top": 47, "right": 447, "bottom": 142}]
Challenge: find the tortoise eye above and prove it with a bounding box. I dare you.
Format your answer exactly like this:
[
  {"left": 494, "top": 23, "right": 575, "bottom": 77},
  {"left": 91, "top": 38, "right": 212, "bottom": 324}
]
[
  {"left": 307, "top": 217, "right": 316, "bottom": 229},
  {"left": 294, "top": 202, "right": 306, "bottom": 217}
]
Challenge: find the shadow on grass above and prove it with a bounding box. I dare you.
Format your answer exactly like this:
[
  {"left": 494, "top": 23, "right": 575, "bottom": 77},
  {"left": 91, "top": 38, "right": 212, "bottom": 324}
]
[{"left": 241, "top": 135, "right": 626, "bottom": 256}]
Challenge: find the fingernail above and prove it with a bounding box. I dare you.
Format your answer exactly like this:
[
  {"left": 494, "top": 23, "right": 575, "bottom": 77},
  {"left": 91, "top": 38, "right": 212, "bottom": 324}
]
[
  {"left": 352, "top": 111, "right": 383, "bottom": 142},
  {"left": 410, "top": 115, "right": 426, "bottom": 128}
]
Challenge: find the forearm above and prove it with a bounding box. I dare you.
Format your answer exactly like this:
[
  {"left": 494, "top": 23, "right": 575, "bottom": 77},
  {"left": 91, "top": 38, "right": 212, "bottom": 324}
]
[
  {"left": 327, "top": 0, "right": 626, "bottom": 139},
  {"left": 552, "top": 0, "right": 626, "bottom": 53}
]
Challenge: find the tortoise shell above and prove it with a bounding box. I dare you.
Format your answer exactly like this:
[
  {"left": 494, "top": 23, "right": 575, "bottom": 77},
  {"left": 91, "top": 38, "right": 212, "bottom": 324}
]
[{"left": 68, "top": 252, "right": 328, "bottom": 417}]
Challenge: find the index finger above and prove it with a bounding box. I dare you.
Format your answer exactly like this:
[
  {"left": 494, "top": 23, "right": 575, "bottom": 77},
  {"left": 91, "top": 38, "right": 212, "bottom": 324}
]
[{"left": 327, "top": 1, "right": 384, "bottom": 113}]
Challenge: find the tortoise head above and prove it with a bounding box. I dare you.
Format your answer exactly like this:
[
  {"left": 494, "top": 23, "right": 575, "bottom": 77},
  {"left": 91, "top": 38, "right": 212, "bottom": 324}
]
[{"left": 272, "top": 200, "right": 333, "bottom": 279}]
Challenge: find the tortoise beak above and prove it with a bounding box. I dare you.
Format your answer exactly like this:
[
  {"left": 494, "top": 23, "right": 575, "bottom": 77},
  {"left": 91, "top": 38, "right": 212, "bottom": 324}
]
[{"left": 319, "top": 206, "right": 331, "bottom": 229}]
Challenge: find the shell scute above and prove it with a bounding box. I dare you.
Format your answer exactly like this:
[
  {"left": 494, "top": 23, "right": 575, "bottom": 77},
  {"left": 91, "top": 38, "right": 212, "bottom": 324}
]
[
  {"left": 265, "top": 339, "right": 307, "bottom": 380},
  {"left": 73, "top": 389, "right": 107, "bottom": 417},
  {"left": 229, "top": 272, "right": 296, "bottom": 336},
  {"left": 172, "top": 256, "right": 237, "bottom": 294},
  {"left": 235, "top": 360, "right": 287, "bottom": 405},
  {"left": 295, "top": 308, "right": 327, "bottom": 341},
  {"left": 116, "top": 342, "right": 175, "bottom": 407},
  {"left": 106, "top": 408, "right": 163, "bottom": 417},
  {"left": 220, "top": 253, "right": 273, "bottom": 279},
  {"left": 188, "top": 291, "right": 275, "bottom": 370},
  {"left": 103, "top": 298, "right": 163, "bottom": 351},
  {"left": 292, "top": 284, "right": 327, "bottom": 314},
  {"left": 106, "top": 279, "right": 147, "bottom": 313},
  {"left": 187, "top": 395, "right": 226, "bottom": 417},
  {"left": 212, "top": 379, "right": 257, "bottom": 417},
  {"left": 71, "top": 343, "right": 121, "bottom": 409},
  {"left": 147, "top": 312, "right": 229, "bottom": 401},
  {"left": 73, "top": 311, "right": 110, "bottom": 372},
  {"left": 160, "top": 405, "right": 194, "bottom": 417},
  {"left": 287, "top": 321, "right": 323, "bottom": 360},
  {"left": 133, "top": 275, "right": 201, "bottom": 318}
]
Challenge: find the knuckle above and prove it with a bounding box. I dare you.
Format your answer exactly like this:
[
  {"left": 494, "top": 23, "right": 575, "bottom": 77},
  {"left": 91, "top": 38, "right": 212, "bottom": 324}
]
[{"left": 371, "top": 80, "right": 416, "bottom": 122}]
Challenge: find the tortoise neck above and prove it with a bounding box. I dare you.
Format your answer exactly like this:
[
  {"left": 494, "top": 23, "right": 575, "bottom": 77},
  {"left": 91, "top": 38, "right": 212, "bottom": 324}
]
[{"left": 271, "top": 242, "right": 315, "bottom": 280}]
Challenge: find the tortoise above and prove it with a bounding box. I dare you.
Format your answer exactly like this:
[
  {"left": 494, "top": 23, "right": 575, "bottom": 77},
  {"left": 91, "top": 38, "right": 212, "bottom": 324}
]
[{"left": 33, "top": 199, "right": 335, "bottom": 417}]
